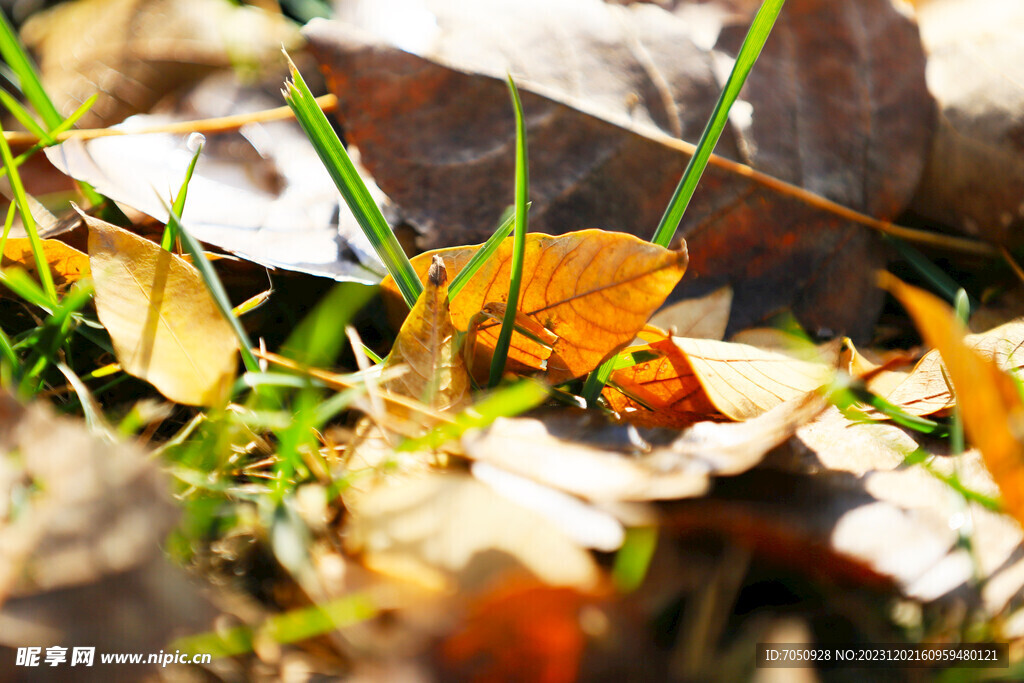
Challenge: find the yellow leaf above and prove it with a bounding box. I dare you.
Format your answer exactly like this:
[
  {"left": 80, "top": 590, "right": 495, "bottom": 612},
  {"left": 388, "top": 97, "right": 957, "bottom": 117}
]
[
  {"left": 84, "top": 214, "right": 237, "bottom": 406},
  {"left": 882, "top": 319, "right": 1024, "bottom": 417},
  {"left": 606, "top": 334, "right": 835, "bottom": 425},
  {"left": 882, "top": 274, "right": 1024, "bottom": 527},
  {"left": 383, "top": 255, "right": 470, "bottom": 413},
  {"left": 383, "top": 230, "right": 688, "bottom": 383},
  {"left": 1, "top": 237, "right": 90, "bottom": 291},
  {"left": 648, "top": 285, "right": 732, "bottom": 340}
]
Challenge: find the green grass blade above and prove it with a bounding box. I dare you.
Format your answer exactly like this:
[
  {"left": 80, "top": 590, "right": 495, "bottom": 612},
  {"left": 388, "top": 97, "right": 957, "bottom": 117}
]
[
  {"left": 612, "top": 526, "right": 658, "bottom": 593},
  {"left": 0, "top": 9, "right": 61, "bottom": 129},
  {"left": 449, "top": 203, "right": 526, "bottom": 301},
  {"left": 161, "top": 201, "right": 260, "bottom": 373},
  {"left": 0, "top": 94, "right": 97, "bottom": 183},
  {"left": 282, "top": 282, "right": 378, "bottom": 367},
  {"left": 582, "top": 355, "right": 617, "bottom": 405},
  {"left": 0, "top": 87, "right": 52, "bottom": 142},
  {"left": 0, "top": 118, "right": 57, "bottom": 304},
  {"left": 651, "top": 0, "right": 785, "bottom": 248},
  {"left": 398, "top": 379, "right": 549, "bottom": 451},
  {"left": 488, "top": 76, "right": 529, "bottom": 388},
  {"left": 0, "top": 322, "right": 16, "bottom": 370},
  {"left": 281, "top": 52, "right": 421, "bottom": 308},
  {"left": 162, "top": 141, "right": 203, "bottom": 251}
]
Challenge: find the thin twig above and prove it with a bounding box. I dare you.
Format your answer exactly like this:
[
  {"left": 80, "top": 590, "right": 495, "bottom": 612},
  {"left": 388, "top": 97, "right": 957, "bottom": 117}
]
[{"left": 2, "top": 94, "right": 338, "bottom": 146}]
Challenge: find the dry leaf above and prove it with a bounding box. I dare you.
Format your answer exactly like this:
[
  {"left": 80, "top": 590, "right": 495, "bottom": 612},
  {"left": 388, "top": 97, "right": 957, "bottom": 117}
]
[
  {"left": 84, "top": 212, "right": 238, "bottom": 406},
  {"left": 46, "top": 74, "right": 387, "bottom": 282},
  {"left": 649, "top": 285, "right": 732, "bottom": 340},
  {"left": 382, "top": 256, "right": 470, "bottom": 413},
  {"left": 882, "top": 275, "right": 1024, "bottom": 528},
  {"left": 604, "top": 337, "right": 723, "bottom": 428},
  {"left": 911, "top": 0, "right": 1024, "bottom": 245},
  {"left": 306, "top": 0, "right": 930, "bottom": 339},
  {"left": 1, "top": 237, "right": 89, "bottom": 292},
  {"left": 343, "top": 471, "right": 600, "bottom": 593},
  {"left": 606, "top": 335, "right": 835, "bottom": 426},
  {"left": 21, "top": 0, "right": 298, "bottom": 127},
  {"left": 461, "top": 416, "right": 709, "bottom": 502},
  {"left": 882, "top": 319, "right": 1024, "bottom": 417},
  {"left": 383, "top": 230, "right": 688, "bottom": 383}
]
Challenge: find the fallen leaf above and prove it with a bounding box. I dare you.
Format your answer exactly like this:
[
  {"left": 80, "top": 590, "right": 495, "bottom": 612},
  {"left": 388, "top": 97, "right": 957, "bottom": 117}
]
[
  {"left": 439, "top": 579, "right": 588, "bottom": 683},
  {"left": 604, "top": 337, "right": 723, "bottom": 428},
  {"left": 606, "top": 335, "right": 835, "bottom": 425},
  {"left": 382, "top": 256, "right": 470, "bottom": 413},
  {"left": 343, "top": 471, "right": 600, "bottom": 593},
  {"left": 306, "top": 0, "right": 930, "bottom": 339},
  {"left": 46, "top": 75, "right": 387, "bottom": 282},
  {"left": 84, "top": 212, "right": 238, "bottom": 406},
  {"left": 882, "top": 319, "right": 1024, "bottom": 417},
  {"left": 461, "top": 415, "right": 709, "bottom": 503},
  {"left": 911, "top": 0, "right": 1024, "bottom": 245},
  {"left": 1, "top": 237, "right": 89, "bottom": 292},
  {"left": 383, "top": 230, "right": 688, "bottom": 383},
  {"left": 648, "top": 285, "right": 732, "bottom": 341},
  {"left": 0, "top": 390, "right": 219, "bottom": 668},
  {"left": 882, "top": 274, "right": 1024, "bottom": 528},
  {"left": 21, "top": 0, "right": 298, "bottom": 127}
]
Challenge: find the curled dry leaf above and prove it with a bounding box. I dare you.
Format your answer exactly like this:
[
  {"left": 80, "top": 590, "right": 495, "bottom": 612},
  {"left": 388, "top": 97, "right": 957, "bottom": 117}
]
[
  {"left": 382, "top": 256, "right": 470, "bottom": 413},
  {"left": 382, "top": 230, "right": 688, "bottom": 383},
  {"left": 882, "top": 274, "right": 1024, "bottom": 528},
  {"left": 343, "top": 471, "right": 600, "bottom": 593},
  {"left": 606, "top": 335, "right": 835, "bottom": 427},
  {"left": 1, "top": 237, "right": 89, "bottom": 292},
  {"left": 83, "top": 212, "right": 238, "bottom": 406},
  {"left": 881, "top": 319, "right": 1024, "bottom": 417}
]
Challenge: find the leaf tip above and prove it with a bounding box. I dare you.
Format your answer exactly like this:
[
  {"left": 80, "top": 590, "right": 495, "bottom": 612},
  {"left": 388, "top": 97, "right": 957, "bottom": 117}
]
[{"left": 429, "top": 255, "right": 447, "bottom": 288}]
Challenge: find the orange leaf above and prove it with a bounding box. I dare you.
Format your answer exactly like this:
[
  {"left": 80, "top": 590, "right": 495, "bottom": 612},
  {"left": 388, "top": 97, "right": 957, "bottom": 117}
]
[
  {"left": 1, "top": 237, "right": 90, "bottom": 291},
  {"left": 383, "top": 230, "right": 688, "bottom": 383},
  {"left": 882, "top": 273, "right": 1024, "bottom": 526},
  {"left": 382, "top": 255, "right": 470, "bottom": 413},
  {"left": 604, "top": 337, "right": 722, "bottom": 428}
]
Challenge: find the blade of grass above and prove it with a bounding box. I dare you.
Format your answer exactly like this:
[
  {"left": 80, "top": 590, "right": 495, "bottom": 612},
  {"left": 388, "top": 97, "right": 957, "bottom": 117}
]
[
  {"left": 651, "top": 0, "right": 784, "bottom": 248},
  {"left": 0, "top": 94, "right": 97, "bottom": 183},
  {"left": 882, "top": 233, "right": 973, "bottom": 308},
  {"left": 0, "top": 118, "right": 56, "bottom": 303},
  {"left": 0, "top": 87, "right": 52, "bottom": 143},
  {"left": 0, "top": 9, "right": 61, "bottom": 128},
  {"left": 162, "top": 139, "right": 204, "bottom": 251},
  {"left": 158, "top": 201, "right": 260, "bottom": 373},
  {"left": 950, "top": 288, "right": 969, "bottom": 454},
  {"left": 448, "top": 203, "right": 524, "bottom": 301},
  {"left": 587, "top": 0, "right": 784, "bottom": 405},
  {"left": 0, "top": 10, "right": 103, "bottom": 206},
  {"left": 281, "top": 51, "right": 421, "bottom": 308},
  {"left": 0, "top": 322, "right": 16, "bottom": 370},
  {"left": 488, "top": 75, "right": 529, "bottom": 388}
]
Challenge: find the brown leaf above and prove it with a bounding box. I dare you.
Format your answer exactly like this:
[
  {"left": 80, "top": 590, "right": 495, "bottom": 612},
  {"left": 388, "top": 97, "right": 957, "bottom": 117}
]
[
  {"left": 21, "top": 0, "right": 298, "bottom": 127},
  {"left": 911, "top": 0, "right": 1024, "bottom": 245},
  {"left": 1, "top": 237, "right": 89, "bottom": 292},
  {"left": 305, "top": 0, "right": 931, "bottom": 339},
  {"left": 882, "top": 275, "right": 1024, "bottom": 529},
  {"left": 84, "top": 212, "right": 238, "bottom": 406},
  {"left": 382, "top": 256, "right": 470, "bottom": 413},
  {"left": 382, "top": 230, "right": 688, "bottom": 383}
]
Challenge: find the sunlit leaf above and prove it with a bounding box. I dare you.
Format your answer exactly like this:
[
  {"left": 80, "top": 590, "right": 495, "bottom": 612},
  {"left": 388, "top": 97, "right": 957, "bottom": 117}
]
[
  {"left": 1, "top": 237, "right": 89, "bottom": 292},
  {"left": 383, "top": 230, "right": 688, "bottom": 383},
  {"left": 882, "top": 274, "right": 1024, "bottom": 527},
  {"left": 382, "top": 255, "right": 470, "bottom": 413},
  {"left": 84, "top": 213, "right": 238, "bottom": 405}
]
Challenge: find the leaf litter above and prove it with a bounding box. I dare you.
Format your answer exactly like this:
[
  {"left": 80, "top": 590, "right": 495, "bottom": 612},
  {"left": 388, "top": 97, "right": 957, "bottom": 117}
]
[{"left": 5, "top": 0, "right": 1024, "bottom": 679}]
